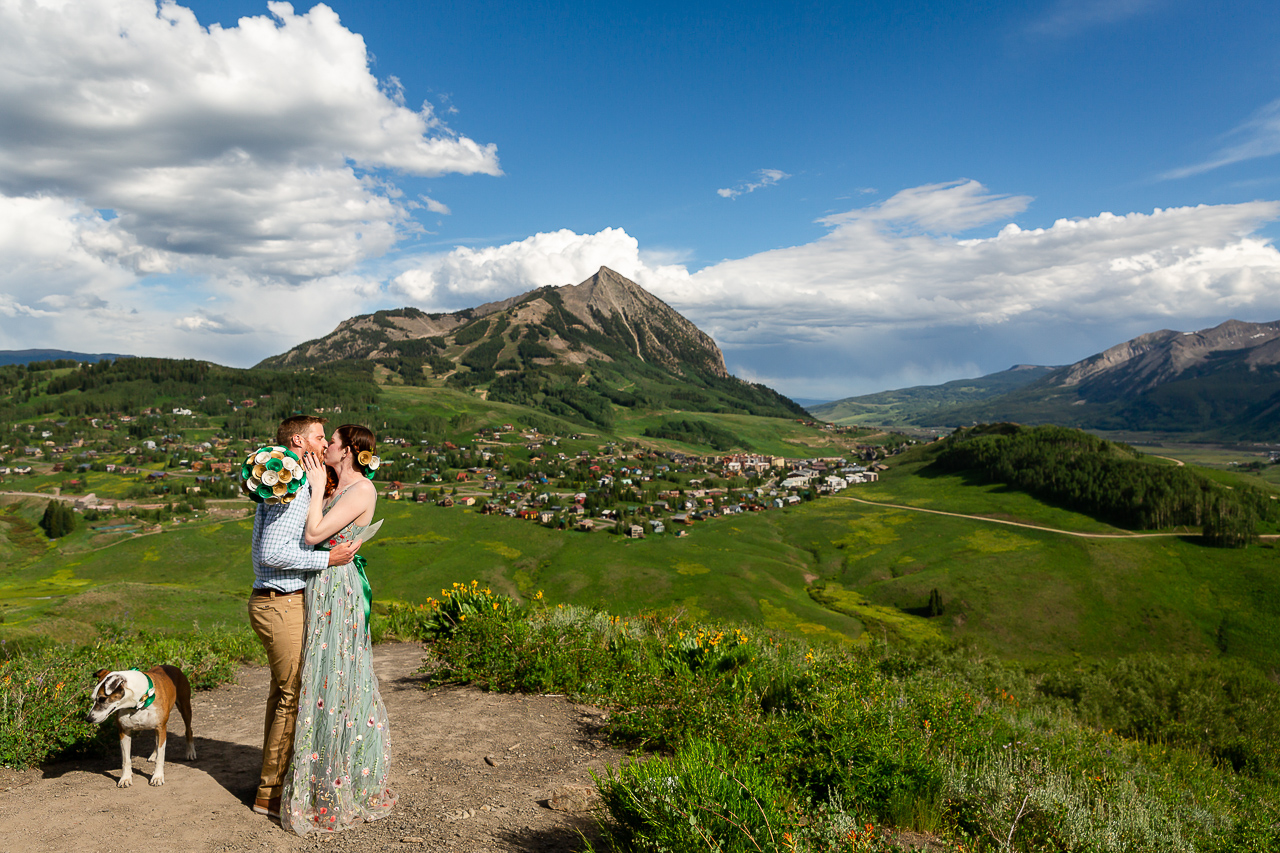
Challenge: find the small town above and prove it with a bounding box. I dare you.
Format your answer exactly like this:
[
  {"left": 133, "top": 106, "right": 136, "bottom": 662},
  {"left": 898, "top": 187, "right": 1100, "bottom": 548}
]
[{"left": 0, "top": 411, "right": 907, "bottom": 538}]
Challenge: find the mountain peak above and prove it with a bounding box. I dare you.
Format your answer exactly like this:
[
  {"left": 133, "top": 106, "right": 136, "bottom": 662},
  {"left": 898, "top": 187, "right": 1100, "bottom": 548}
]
[{"left": 259, "top": 267, "right": 729, "bottom": 378}]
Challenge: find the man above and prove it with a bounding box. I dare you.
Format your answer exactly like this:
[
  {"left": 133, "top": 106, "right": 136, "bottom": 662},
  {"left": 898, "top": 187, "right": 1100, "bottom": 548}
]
[{"left": 248, "top": 415, "right": 360, "bottom": 818}]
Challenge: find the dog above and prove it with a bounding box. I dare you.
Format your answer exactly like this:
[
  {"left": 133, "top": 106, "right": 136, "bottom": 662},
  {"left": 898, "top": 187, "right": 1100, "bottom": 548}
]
[{"left": 86, "top": 665, "right": 196, "bottom": 788}]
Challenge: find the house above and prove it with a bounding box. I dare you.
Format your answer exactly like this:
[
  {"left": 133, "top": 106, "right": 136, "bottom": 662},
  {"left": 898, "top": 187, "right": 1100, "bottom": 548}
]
[
  {"left": 648, "top": 520, "right": 665, "bottom": 534},
  {"left": 576, "top": 519, "right": 595, "bottom": 532},
  {"left": 460, "top": 496, "right": 476, "bottom": 506},
  {"left": 437, "top": 497, "right": 455, "bottom": 507},
  {"left": 627, "top": 524, "right": 645, "bottom": 539}
]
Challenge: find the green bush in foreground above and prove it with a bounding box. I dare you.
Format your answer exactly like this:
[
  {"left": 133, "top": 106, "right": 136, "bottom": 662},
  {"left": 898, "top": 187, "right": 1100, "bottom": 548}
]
[
  {"left": 0, "top": 623, "right": 262, "bottom": 769},
  {"left": 386, "top": 594, "right": 1280, "bottom": 853}
]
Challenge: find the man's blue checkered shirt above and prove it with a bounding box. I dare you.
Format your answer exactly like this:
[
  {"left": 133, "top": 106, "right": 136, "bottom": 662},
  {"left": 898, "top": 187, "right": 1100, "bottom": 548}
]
[{"left": 251, "top": 481, "right": 327, "bottom": 592}]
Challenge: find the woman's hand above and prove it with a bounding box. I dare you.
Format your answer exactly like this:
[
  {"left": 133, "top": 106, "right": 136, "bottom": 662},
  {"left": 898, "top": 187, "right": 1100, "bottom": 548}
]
[{"left": 301, "top": 450, "right": 325, "bottom": 480}]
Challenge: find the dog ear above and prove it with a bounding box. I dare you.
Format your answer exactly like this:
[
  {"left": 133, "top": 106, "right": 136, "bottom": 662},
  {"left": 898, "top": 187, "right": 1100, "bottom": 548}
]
[{"left": 93, "top": 669, "right": 110, "bottom": 682}]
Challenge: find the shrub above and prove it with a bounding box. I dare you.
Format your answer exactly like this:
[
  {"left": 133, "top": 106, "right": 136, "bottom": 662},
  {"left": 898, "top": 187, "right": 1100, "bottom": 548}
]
[{"left": 403, "top": 586, "right": 1280, "bottom": 853}]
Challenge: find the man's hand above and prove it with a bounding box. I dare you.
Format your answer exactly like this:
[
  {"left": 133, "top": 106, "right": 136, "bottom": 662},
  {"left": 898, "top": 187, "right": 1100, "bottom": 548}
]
[{"left": 327, "top": 539, "right": 362, "bottom": 566}]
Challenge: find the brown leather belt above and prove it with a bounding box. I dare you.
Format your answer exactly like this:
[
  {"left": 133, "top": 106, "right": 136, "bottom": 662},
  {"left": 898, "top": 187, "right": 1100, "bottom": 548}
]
[{"left": 251, "top": 588, "right": 303, "bottom": 598}]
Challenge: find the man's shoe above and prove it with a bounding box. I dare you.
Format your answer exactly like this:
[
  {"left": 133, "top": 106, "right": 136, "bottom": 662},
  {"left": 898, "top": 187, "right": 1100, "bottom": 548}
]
[{"left": 253, "top": 797, "right": 281, "bottom": 818}]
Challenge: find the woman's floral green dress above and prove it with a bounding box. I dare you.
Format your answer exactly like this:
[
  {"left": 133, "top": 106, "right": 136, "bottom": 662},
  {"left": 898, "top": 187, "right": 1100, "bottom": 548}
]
[{"left": 281, "top": 493, "right": 395, "bottom": 835}]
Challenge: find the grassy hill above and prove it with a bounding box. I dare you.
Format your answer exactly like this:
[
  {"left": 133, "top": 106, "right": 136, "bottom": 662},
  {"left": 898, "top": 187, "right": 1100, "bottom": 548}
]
[
  {"left": 809, "top": 364, "right": 1056, "bottom": 426},
  {"left": 5, "top": 423, "right": 1280, "bottom": 673},
  {"left": 3, "top": 356, "right": 1280, "bottom": 675}
]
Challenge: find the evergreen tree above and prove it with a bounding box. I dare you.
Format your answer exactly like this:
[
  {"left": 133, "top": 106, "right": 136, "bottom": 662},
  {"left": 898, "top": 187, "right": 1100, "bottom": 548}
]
[{"left": 39, "top": 500, "right": 75, "bottom": 539}]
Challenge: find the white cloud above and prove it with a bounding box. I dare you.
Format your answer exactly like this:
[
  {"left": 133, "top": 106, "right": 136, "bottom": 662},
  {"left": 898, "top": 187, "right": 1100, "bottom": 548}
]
[
  {"left": 389, "top": 183, "right": 1280, "bottom": 340},
  {"left": 817, "top": 179, "right": 1030, "bottom": 233},
  {"left": 422, "top": 196, "right": 452, "bottom": 215},
  {"left": 382, "top": 181, "right": 1280, "bottom": 398},
  {"left": 391, "top": 227, "right": 691, "bottom": 308},
  {"left": 1026, "top": 0, "right": 1160, "bottom": 38},
  {"left": 0, "top": 0, "right": 498, "bottom": 280},
  {"left": 717, "top": 168, "right": 791, "bottom": 199},
  {"left": 1163, "top": 98, "right": 1280, "bottom": 180}
]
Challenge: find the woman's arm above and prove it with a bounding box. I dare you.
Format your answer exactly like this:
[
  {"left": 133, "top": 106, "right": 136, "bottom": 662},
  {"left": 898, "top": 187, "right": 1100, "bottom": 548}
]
[{"left": 301, "top": 457, "right": 376, "bottom": 545}]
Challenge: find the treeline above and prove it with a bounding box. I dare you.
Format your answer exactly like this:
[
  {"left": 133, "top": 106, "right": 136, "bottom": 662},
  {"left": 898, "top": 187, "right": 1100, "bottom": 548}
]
[
  {"left": 5, "top": 358, "right": 378, "bottom": 421},
  {"left": 643, "top": 418, "right": 739, "bottom": 452},
  {"left": 933, "top": 423, "right": 1273, "bottom": 545}
]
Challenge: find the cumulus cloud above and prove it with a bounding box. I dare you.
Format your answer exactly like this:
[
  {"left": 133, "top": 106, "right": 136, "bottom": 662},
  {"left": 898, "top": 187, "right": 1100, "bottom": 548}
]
[
  {"left": 1163, "top": 98, "right": 1280, "bottom": 179},
  {"left": 391, "top": 227, "right": 690, "bottom": 308},
  {"left": 717, "top": 168, "right": 791, "bottom": 199},
  {"left": 0, "top": 0, "right": 498, "bottom": 280},
  {"left": 385, "top": 181, "right": 1280, "bottom": 397}
]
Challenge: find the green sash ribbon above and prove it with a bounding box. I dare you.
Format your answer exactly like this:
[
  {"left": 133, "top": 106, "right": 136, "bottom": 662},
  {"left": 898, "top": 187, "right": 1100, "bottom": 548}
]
[
  {"left": 353, "top": 553, "right": 372, "bottom": 632},
  {"left": 316, "top": 547, "right": 373, "bottom": 633}
]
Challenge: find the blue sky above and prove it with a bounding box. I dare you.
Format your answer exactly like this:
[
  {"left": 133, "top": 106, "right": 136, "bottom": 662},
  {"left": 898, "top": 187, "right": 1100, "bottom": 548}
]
[{"left": 3, "top": 0, "right": 1280, "bottom": 400}]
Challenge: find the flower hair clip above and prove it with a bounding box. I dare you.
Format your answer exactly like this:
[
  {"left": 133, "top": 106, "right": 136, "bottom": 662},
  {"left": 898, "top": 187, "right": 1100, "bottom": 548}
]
[
  {"left": 240, "top": 445, "right": 306, "bottom": 504},
  {"left": 357, "top": 450, "right": 381, "bottom": 480}
]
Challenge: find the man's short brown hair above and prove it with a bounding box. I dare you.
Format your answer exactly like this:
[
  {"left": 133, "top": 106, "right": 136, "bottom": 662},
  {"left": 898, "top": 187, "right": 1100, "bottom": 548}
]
[{"left": 276, "top": 415, "right": 327, "bottom": 448}]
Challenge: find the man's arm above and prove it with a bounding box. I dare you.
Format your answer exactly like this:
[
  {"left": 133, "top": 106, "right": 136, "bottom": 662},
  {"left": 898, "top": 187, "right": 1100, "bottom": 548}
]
[{"left": 258, "top": 490, "right": 328, "bottom": 573}]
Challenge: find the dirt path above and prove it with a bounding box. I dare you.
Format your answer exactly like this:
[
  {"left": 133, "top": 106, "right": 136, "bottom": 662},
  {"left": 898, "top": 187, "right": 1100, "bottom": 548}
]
[
  {"left": 0, "top": 643, "right": 627, "bottom": 853},
  {"left": 835, "top": 495, "right": 1194, "bottom": 538}
]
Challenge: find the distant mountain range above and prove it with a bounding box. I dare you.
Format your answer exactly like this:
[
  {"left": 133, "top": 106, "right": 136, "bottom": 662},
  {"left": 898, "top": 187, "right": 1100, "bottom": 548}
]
[
  {"left": 809, "top": 365, "right": 1057, "bottom": 427},
  {"left": 814, "top": 319, "right": 1280, "bottom": 440},
  {"left": 0, "top": 349, "right": 133, "bottom": 366},
  {"left": 261, "top": 266, "right": 806, "bottom": 426}
]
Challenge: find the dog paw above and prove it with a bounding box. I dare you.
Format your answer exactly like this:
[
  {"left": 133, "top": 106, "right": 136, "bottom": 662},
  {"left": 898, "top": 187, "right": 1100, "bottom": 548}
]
[
  {"left": 149, "top": 775, "right": 165, "bottom": 787},
  {"left": 186, "top": 746, "right": 197, "bottom": 760},
  {"left": 117, "top": 776, "right": 133, "bottom": 788},
  {"left": 146, "top": 751, "right": 157, "bottom": 762}
]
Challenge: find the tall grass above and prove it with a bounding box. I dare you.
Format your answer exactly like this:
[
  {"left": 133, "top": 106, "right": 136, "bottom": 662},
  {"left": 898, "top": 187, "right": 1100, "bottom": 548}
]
[{"left": 386, "top": 592, "right": 1280, "bottom": 852}]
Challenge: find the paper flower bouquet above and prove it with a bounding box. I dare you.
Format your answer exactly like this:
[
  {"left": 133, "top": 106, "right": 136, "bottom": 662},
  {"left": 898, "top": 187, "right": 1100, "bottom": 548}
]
[{"left": 240, "top": 445, "right": 306, "bottom": 504}]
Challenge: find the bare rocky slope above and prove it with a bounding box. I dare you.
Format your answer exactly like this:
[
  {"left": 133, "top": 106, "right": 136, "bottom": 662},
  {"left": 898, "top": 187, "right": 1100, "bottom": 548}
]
[{"left": 258, "top": 266, "right": 728, "bottom": 379}]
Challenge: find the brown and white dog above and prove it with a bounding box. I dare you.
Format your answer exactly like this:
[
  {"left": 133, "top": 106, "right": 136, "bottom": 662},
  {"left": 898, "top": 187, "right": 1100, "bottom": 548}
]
[{"left": 86, "top": 665, "right": 196, "bottom": 788}]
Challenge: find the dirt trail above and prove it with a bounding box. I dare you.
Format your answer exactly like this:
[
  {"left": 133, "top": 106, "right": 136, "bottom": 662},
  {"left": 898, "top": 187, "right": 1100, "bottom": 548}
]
[
  {"left": 836, "top": 495, "right": 1195, "bottom": 538},
  {"left": 0, "top": 643, "right": 626, "bottom": 853}
]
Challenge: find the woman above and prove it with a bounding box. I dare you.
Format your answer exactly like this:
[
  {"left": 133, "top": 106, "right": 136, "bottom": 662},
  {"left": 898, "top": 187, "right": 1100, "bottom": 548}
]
[{"left": 281, "top": 424, "right": 396, "bottom": 835}]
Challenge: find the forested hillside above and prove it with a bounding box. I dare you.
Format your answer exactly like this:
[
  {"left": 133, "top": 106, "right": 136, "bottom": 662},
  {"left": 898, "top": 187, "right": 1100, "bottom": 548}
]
[
  {"left": 0, "top": 357, "right": 378, "bottom": 439},
  {"left": 933, "top": 423, "right": 1274, "bottom": 544}
]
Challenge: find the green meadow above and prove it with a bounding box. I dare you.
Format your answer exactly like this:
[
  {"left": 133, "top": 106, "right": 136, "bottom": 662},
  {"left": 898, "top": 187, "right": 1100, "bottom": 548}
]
[{"left": 5, "top": 447, "right": 1279, "bottom": 672}]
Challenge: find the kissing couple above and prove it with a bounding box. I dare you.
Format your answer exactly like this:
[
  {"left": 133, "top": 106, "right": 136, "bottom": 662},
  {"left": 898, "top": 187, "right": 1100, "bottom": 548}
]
[{"left": 246, "top": 415, "right": 396, "bottom": 835}]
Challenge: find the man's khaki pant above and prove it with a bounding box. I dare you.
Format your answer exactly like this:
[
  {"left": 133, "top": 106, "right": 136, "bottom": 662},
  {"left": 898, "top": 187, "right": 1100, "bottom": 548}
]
[{"left": 248, "top": 591, "right": 305, "bottom": 802}]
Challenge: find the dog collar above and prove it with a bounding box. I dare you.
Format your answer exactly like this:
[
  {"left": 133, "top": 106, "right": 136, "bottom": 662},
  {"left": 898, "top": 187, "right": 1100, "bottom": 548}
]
[{"left": 133, "top": 671, "right": 156, "bottom": 710}]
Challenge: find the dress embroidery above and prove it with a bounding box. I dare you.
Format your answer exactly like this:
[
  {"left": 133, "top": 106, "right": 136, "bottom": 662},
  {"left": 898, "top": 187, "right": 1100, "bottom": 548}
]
[{"left": 281, "top": 491, "right": 395, "bottom": 835}]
